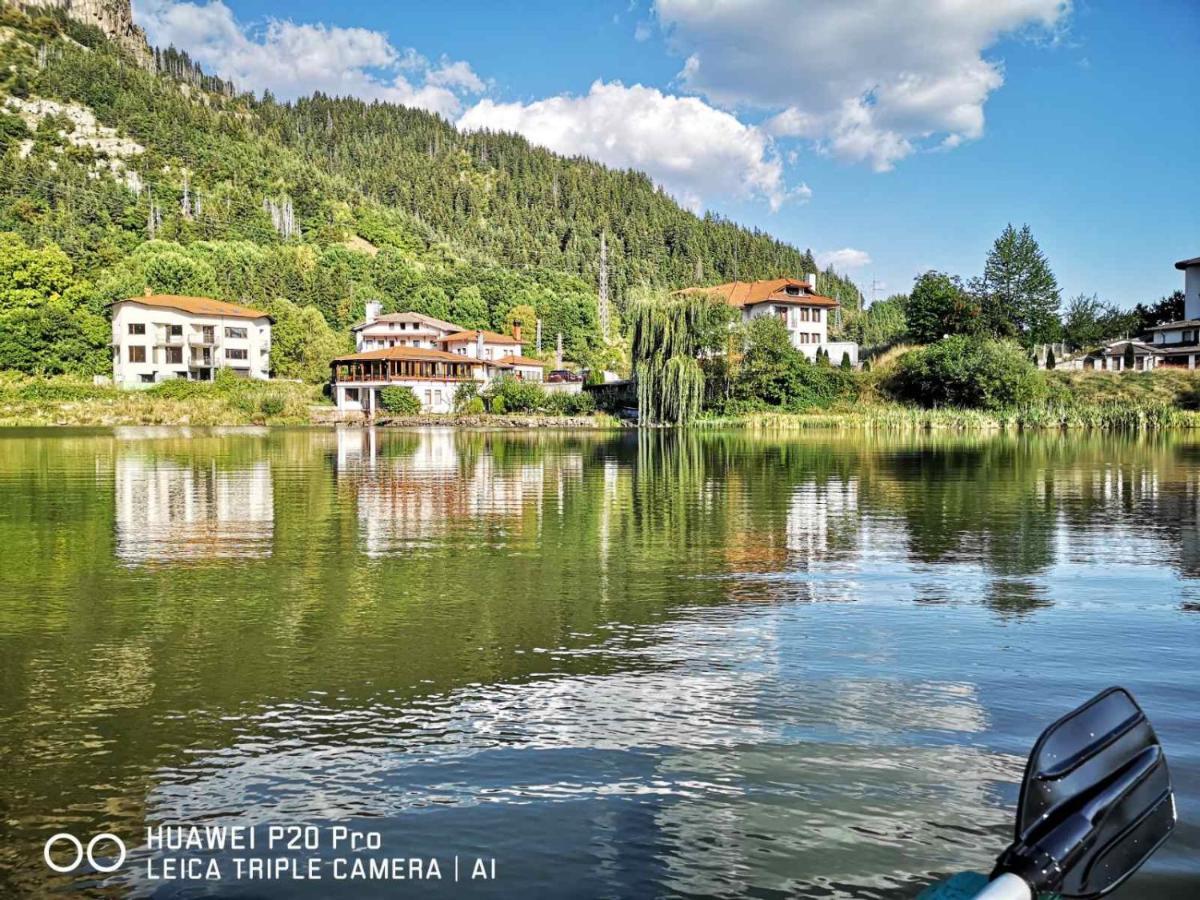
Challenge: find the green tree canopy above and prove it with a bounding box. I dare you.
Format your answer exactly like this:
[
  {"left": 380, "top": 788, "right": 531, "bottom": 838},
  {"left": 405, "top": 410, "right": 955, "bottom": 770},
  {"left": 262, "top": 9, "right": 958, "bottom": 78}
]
[
  {"left": 1062, "top": 294, "right": 1138, "bottom": 350},
  {"left": 267, "top": 297, "right": 350, "bottom": 383},
  {"left": 905, "top": 271, "right": 980, "bottom": 344},
  {"left": 981, "top": 224, "right": 1061, "bottom": 346},
  {"left": 450, "top": 286, "right": 489, "bottom": 329}
]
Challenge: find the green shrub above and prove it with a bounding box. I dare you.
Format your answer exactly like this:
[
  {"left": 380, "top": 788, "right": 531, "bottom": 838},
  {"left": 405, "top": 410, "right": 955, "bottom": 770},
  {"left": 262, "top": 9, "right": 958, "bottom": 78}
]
[
  {"left": 567, "top": 391, "right": 595, "bottom": 414},
  {"left": 490, "top": 395, "right": 508, "bottom": 414},
  {"left": 453, "top": 381, "right": 480, "bottom": 412},
  {"left": 888, "top": 336, "right": 1044, "bottom": 410},
  {"left": 485, "top": 377, "right": 545, "bottom": 413},
  {"left": 543, "top": 392, "right": 571, "bottom": 416},
  {"left": 147, "top": 378, "right": 207, "bottom": 400},
  {"left": 259, "top": 393, "right": 285, "bottom": 416},
  {"left": 464, "top": 396, "right": 485, "bottom": 415},
  {"left": 379, "top": 385, "right": 422, "bottom": 414}
]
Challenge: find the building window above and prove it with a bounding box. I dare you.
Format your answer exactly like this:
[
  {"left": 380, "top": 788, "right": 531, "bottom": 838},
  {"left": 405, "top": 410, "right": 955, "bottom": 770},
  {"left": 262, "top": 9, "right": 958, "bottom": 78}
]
[
  {"left": 165, "top": 347, "right": 182, "bottom": 365},
  {"left": 129, "top": 346, "right": 146, "bottom": 363},
  {"left": 226, "top": 348, "right": 248, "bottom": 361},
  {"left": 128, "top": 322, "right": 146, "bottom": 335},
  {"left": 139, "top": 373, "right": 155, "bottom": 384},
  {"left": 225, "top": 326, "right": 248, "bottom": 339},
  {"left": 169, "top": 324, "right": 183, "bottom": 337}
]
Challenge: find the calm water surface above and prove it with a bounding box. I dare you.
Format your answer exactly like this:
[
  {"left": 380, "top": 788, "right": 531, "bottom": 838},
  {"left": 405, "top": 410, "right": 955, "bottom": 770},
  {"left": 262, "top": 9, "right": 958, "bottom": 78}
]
[{"left": 0, "top": 427, "right": 1196, "bottom": 898}]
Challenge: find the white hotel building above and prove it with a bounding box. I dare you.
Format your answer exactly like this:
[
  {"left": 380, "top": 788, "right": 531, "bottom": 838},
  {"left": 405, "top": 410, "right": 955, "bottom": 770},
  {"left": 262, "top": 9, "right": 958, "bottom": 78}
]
[
  {"left": 111, "top": 294, "right": 272, "bottom": 387},
  {"left": 332, "top": 302, "right": 547, "bottom": 414}
]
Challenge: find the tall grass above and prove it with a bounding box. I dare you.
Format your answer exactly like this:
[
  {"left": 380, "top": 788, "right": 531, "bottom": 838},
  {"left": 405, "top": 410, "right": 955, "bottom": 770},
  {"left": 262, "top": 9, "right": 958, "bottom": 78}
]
[
  {"left": 699, "top": 400, "right": 1200, "bottom": 432},
  {"left": 0, "top": 373, "right": 325, "bottom": 426}
]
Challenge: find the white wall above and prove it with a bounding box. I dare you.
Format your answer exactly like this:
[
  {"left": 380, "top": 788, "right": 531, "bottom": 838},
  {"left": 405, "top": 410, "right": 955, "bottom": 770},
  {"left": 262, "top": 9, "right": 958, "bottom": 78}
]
[
  {"left": 444, "top": 337, "right": 523, "bottom": 361},
  {"left": 335, "top": 380, "right": 460, "bottom": 414},
  {"left": 356, "top": 321, "right": 456, "bottom": 351},
  {"left": 1186, "top": 265, "right": 1200, "bottom": 321},
  {"left": 112, "top": 301, "right": 270, "bottom": 388},
  {"left": 741, "top": 301, "right": 860, "bottom": 363}
]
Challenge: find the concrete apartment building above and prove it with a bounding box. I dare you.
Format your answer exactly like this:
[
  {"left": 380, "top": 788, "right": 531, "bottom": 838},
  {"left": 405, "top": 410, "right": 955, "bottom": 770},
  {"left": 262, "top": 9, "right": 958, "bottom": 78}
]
[{"left": 111, "top": 294, "right": 272, "bottom": 387}]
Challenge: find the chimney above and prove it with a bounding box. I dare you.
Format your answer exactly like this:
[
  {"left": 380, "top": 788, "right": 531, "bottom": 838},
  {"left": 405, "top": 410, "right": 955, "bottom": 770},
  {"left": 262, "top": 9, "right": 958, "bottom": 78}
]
[
  {"left": 512, "top": 322, "right": 522, "bottom": 344},
  {"left": 807, "top": 272, "right": 818, "bottom": 295},
  {"left": 364, "top": 300, "right": 381, "bottom": 325},
  {"left": 476, "top": 330, "right": 485, "bottom": 358}
]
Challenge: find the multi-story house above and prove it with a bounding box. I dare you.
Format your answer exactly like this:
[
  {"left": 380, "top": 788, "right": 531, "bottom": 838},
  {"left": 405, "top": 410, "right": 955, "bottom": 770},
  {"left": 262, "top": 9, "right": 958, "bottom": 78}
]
[
  {"left": 1142, "top": 256, "right": 1200, "bottom": 368},
  {"left": 684, "top": 275, "right": 858, "bottom": 365},
  {"left": 332, "top": 309, "right": 547, "bottom": 414},
  {"left": 352, "top": 304, "right": 462, "bottom": 352},
  {"left": 111, "top": 294, "right": 272, "bottom": 387}
]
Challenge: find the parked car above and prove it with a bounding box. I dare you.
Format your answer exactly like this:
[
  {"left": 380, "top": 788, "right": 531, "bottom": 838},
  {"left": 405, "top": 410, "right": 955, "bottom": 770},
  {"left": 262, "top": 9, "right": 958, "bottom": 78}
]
[{"left": 547, "top": 369, "right": 584, "bottom": 383}]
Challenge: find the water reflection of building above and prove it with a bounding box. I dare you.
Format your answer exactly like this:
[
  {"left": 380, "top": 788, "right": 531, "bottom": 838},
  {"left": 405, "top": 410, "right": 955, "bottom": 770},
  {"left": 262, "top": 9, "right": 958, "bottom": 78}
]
[
  {"left": 115, "top": 455, "right": 273, "bottom": 562},
  {"left": 336, "top": 428, "right": 583, "bottom": 556},
  {"left": 786, "top": 477, "right": 859, "bottom": 560}
]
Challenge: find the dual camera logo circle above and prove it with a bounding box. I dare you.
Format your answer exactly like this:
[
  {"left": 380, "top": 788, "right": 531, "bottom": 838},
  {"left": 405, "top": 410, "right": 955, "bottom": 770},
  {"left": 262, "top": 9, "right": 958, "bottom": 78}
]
[{"left": 44, "top": 832, "right": 127, "bottom": 874}]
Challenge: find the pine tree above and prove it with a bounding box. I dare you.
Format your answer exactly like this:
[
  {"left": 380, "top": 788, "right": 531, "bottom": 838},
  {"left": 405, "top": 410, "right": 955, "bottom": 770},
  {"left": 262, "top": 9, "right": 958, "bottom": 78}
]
[{"left": 982, "top": 224, "right": 1061, "bottom": 347}]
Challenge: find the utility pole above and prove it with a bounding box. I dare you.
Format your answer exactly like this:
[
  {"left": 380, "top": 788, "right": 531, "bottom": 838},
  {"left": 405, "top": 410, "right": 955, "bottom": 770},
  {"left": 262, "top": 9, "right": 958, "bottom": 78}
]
[
  {"left": 536, "top": 318, "right": 543, "bottom": 353},
  {"left": 598, "top": 231, "right": 610, "bottom": 342}
]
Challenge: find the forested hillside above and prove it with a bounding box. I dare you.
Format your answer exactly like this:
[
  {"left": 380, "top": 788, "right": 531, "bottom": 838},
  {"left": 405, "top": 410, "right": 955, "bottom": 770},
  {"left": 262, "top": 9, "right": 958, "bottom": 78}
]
[{"left": 0, "top": 6, "right": 861, "bottom": 377}]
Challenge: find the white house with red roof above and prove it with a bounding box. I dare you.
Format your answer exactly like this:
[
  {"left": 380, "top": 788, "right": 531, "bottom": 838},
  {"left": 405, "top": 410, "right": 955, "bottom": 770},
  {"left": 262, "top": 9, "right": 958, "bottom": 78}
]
[
  {"left": 680, "top": 274, "right": 858, "bottom": 365},
  {"left": 353, "top": 303, "right": 462, "bottom": 352},
  {"left": 111, "top": 293, "right": 272, "bottom": 387}
]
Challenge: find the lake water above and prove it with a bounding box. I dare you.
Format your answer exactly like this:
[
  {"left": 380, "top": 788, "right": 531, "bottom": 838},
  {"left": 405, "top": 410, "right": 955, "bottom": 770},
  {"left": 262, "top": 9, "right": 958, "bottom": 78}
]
[{"left": 0, "top": 427, "right": 1196, "bottom": 899}]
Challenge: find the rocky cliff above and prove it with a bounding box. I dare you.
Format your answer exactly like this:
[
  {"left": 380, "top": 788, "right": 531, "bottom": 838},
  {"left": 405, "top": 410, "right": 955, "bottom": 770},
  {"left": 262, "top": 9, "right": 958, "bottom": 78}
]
[{"left": 8, "top": 0, "right": 152, "bottom": 68}]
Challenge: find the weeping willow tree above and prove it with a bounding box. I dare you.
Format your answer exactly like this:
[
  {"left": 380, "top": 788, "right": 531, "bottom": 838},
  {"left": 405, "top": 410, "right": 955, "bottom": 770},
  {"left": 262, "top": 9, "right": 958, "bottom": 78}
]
[{"left": 631, "top": 289, "right": 736, "bottom": 425}]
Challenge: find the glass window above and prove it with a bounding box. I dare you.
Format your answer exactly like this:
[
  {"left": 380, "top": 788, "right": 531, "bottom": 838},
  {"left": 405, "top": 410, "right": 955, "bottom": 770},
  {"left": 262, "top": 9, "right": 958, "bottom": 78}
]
[
  {"left": 129, "top": 346, "right": 146, "bottom": 363},
  {"left": 165, "top": 347, "right": 182, "bottom": 365},
  {"left": 128, "top": 322, "right": 146, "bottom": 335},
  {"left": 226, "top": 349, "right": 248, "bottom": 361},
  {"left": 169, "top": 324, "right": 183, "bottom": 337},
  {"left": 225, "top": 326, "right": 248, "bottom": 339}
]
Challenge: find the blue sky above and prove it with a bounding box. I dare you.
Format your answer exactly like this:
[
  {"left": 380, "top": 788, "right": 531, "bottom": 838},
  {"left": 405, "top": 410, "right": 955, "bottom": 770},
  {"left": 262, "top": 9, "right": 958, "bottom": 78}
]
[{"left": 133, "top": 0, "right": 1199, "bottom": 306}]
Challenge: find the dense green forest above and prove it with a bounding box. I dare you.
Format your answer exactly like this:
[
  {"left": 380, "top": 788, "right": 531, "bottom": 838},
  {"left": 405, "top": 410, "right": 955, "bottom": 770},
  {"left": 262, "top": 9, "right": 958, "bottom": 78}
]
[{"left": 0, "top": 7, "right": 861, "bottom": 378}]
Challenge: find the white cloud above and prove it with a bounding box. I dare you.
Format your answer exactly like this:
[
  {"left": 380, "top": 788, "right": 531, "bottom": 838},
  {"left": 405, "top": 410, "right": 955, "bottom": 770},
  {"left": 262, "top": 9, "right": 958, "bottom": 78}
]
[
  {"left": 458, "top": 80, "right": 795, "bottom": 212},
  {"left": 634, "top": 21, "right": 653, "bottom": 42},
  {"left": 816, "top": 248, "right": 871, "bottom": 270},
  {"left": 133, "top": 1, "right": 485, "bottom": 117},
  {"left": 655, "top": 0, "right": 1070, "bottom": 170}
]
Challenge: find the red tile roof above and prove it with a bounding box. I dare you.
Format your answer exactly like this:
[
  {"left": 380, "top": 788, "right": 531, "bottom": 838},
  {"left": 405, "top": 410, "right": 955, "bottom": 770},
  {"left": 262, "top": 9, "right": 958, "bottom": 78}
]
[
  {"left": 121, "top": 294, "right": 271, "bottom": 320},
  {"left": 502, "top": 355, "right": 549, "bottom": 367},
  {"left": 679, "top": 278, "right": 840, "bottom": 309},
  {"left": 442, "top": 329, "right": 521, "bottom": 345}
]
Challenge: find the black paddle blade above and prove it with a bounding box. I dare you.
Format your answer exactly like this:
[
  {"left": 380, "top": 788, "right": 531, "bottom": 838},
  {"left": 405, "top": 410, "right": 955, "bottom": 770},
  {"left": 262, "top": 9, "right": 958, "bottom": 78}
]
[{"left": 1008, "top": 687, "right": 1176, "bottom": 898}]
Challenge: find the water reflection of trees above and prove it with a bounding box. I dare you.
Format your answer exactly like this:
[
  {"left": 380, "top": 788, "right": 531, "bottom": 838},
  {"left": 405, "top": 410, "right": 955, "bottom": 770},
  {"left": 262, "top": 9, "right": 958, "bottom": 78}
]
[{"left": 5, "top": 428, "right": 1200, "bottom": 894}]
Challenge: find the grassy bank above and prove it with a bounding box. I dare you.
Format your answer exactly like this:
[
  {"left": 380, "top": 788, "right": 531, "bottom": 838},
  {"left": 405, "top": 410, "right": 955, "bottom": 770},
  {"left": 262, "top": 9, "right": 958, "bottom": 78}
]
[
  {"left": 0, "top": 374, "right": 326, "bottom": 426},
  {"left": 701, "top": 402, "right": 1200, "bottom": 432}
]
